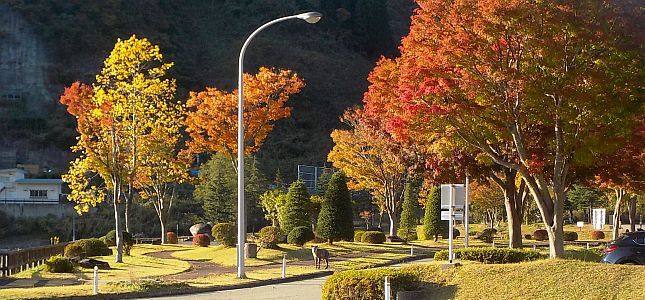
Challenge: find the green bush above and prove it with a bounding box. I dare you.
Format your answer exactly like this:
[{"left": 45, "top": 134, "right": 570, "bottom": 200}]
[
  {"left": 397, "top": 227, "right": 418, "bottom": 241},
  {"left": 64, "top": 242, "right": 85, "bottom": 258},
  {"left": 476, "top": 228, "right": 497, "bottom": 243},
  {"left": 282, "top": 180, "right": 312, "bottom": 235},
  {"left": 211, "top": 223, "right": 236, "bottom": 247},
  {"left": 354, "top": 230, "right": 365, "bottom": 242},
  {"left": 361, "top": 231, "right": 386, "bottom": 244},
  {"left": 66, "top": 238, "right": 111, "bottom": 257},
  {"left": 44, "top": 255, "right": 74, "bottom": 273},
  {"left": 258, "top": 226, "right": 282, "bottom": 248},
  {"left": 591, "top": 230, "right": 605, "bottom": 240},
  {"left": 287, "top": 226, "right": 315, "bottom": 246},
  {"left": 316, "top": 173, "right": 355, "bottom": 243},
  {"left": 322, "top": 268, "right": 418, "bottom": 300},
  {"left": 434, "top": 247, "right": 543, "bottom": 263},
  {"left": 104, "top": 230, "right": 134, "bottom": 255},
  {"left": 422, "top": 186, "right": 443, "bottom": 241},
  {"left": 563, "top": 231, "right": 578, "bottom": 241},
  {"left": 532, "top": 229, "right": 549, "bottom": 241},
  {"left": 524, "top": 234, "right": 532, "bottom": 240}
]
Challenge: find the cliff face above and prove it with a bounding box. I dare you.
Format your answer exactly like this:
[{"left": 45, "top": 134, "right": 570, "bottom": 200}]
[
  {"left": 0, "top": 0, "right": 416, "bottom": 178},
  {"left": 0, "top": 5, "right": 51, "bottom": 116}
]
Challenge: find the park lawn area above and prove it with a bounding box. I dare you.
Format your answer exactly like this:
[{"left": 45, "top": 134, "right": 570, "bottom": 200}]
[
  {"left": 401, "top": 259, "right": 644, "bottom": 299},
  {"left": 10, "top": 245, "right": 191, "bottom": 282},
  {"left": 172, "top": 241, "right": 429, "bottom": 267}
]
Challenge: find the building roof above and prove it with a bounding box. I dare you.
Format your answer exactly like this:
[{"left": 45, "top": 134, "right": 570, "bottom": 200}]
[{"left": 15, "top": 178, "right": 63, "bottom": 184}]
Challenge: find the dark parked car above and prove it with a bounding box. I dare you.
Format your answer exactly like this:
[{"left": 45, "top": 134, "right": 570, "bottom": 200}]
[{"left": 601, "top": 231, "right": 645, "bottom": 265}]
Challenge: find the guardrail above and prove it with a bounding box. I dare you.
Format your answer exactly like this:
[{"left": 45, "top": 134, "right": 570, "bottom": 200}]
[
  {"left": 0, "top": 242, "right": 70, "bottom": 277},
  {"left": 0, "top": 198, "right": 62, "bottom": 204}
]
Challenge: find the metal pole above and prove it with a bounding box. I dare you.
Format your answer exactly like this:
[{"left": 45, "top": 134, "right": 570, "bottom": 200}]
[
  {"left": 464, "top": 177, "right": 469, "bottom": 248},
  {"left": 449, "top": 185, "right": 454, "bottom": 263},
  {"left": 93, "top": 266, "right": 98, "bottom": 295},
  {"left": 384, "top": 276, "right": 391, "bottom": 300},
  {"left": 236, "top": 14, "right": 318, "bottom": 279},
  {"left": 72, "top": 213, "right": 76, "bottom": 241},
  {"left": 282, "top": 254, "right": 286, "bottom": 279}
]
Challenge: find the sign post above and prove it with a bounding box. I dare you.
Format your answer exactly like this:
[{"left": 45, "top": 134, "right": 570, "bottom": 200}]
[
  {"left": 448, "top": 185, "right": 454, "bottom": 263},
  {"left": 441, "top": 183, "right": 469, "bottom": 263},
  {"left": 464, "top": 177, "right": 470, "bottom": 248},
  {"left": 592, "top": 209, "right": 606, "bottom": 230}
]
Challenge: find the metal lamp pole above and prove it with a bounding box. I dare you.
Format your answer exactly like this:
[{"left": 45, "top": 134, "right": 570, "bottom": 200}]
[{"left": 236, "top": 12, "right": 322, "bottom": 279}]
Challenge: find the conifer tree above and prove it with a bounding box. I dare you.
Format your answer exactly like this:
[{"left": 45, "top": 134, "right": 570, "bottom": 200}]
[
  {"left": 281, "top": 180, "right": 311, "bottom": 234},
  {"left": 423, "top": 186, "right": 444, "bottom": 242},
  {"left": 316, "top": 172, "right": 354, "bottom": 244},
  {"left": 399, "top": 180, "right": 419, "bottom": 241}
]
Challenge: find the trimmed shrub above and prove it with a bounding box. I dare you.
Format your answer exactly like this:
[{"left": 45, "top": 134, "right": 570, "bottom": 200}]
[
  {"left": 259, "top": 226, "right": 282, "bottom": 248},
  {"left": 287, "top": 226, "right": 315, "bottom": 246},
  {"left": 192, "top": 233, "right": 211, "bottom": 247},
  {"left": 563, "top": 231, "right": 578, "bottom": 241},
  {"left": 44, "top": 255, "right": 74, "bottom": 273},
  {"left": 434, "top": 247, "right": 543, "bottom": 263},
  {"left": 322, "top": 268, "right": 418, "bottom": 300},
  {"left": 64, "top": 242, "right": 85, "bottom": 258},
  {"left": 104, "top": 230, "right": 134, "bottom": 255},
  {"left": 532, "top": 229, "right": 549, "bottom": 241},
  {"left": 442, "top": 228, "right": 461, "bottom": 239},
  {"left": 211, "top": 223, "right": 235, "bottom": 247},
  {"left": 361, "top": 231, "right": 386, "bottom": 244},
  {"left": 166, "top": 232, "right": 178, "bottom": 244},
  {"left": 74, "top": 238, "right": 111, "bottom": 257},
  {"left": 591, "top": 230, "right": 605, "bottom": 240},
  {"left": 397, "top": 227, "right": 418, "bottom": 241},
  {"left": 524, "top": 234, "right": 532, "bottom": 240},
  {"left": 476, "top": 228, "right": 497, "bottom": 243},
  {"left": 354, "top": 230, "right": 365, "bottom": 242}
]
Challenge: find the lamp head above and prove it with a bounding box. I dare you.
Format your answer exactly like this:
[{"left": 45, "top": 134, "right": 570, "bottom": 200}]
[{"left": 296, "top": 12, "right": 323, "bottom": 24}]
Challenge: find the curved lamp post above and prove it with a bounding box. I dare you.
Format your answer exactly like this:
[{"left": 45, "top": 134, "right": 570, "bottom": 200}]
[{"left": 237, "top": 11, "right": 322, "bottom": 279}]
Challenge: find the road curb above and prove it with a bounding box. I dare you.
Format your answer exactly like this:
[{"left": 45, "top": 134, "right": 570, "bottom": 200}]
[{"left": 37, "top": 253, "right": 435, "bottom": 300}]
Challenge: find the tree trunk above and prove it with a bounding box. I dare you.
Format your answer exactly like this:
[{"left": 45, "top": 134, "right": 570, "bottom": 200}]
[
  {"left": 494, "top": 171, "right": 524, "bottom": 249},
  {"left": 521, "top": 172, "right": 565, "bottom": 258},
  {"left": 628, "top": 195, "right": 636, "bottom": 233},
  {"left": 388, "top": 212, "right": 398, "bottom": 237},
  {"left": 124, "top": 198, "right": 131, "bottom": 233},
  {"left": 612, "top": 189, "right": 624, "bottom": 240},
  {"left": 160, "top": 219, "right": 167, "bottom": 244},
  {"left": 113, "top": 187, "right": 123, "bottom": 263},
  {"left": 378, "top": 212, "right": 384, "bottom": 230}
]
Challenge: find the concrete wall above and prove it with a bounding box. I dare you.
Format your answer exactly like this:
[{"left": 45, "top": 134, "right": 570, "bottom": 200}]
[{"left": 0, "top": 202, "right": 74, "bottom": 218}]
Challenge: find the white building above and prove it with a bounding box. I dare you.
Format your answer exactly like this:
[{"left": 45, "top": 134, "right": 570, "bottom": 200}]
[{"left": 0, "top": 168, "right": 63, "bottom": 204}]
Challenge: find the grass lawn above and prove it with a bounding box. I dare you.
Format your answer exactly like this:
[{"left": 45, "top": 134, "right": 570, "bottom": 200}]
[{"left": 401, "top": 259, "right": 644, "bottom": 299}]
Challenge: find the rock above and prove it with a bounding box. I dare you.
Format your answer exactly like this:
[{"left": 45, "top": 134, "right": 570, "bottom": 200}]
[
  {"left": 190, "top": 223, "right": 213, "bottom": 236},
  {"left": 79, "top": 258, "right": 110, "bottom": 270}
]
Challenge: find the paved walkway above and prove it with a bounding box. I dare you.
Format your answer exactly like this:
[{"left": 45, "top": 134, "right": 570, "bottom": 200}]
[{"left": 134, "top": 258, "right": 435, "bottom": 300}]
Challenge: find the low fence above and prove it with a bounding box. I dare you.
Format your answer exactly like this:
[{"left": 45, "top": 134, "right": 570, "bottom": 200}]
[{"left": 0, "top": 242, "right": 69, "bottom": 277}]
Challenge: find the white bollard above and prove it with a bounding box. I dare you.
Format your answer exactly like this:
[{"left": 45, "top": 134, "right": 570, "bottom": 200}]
[
  {"left": 492, "top": 241, "right": 495, "bottom": 248},
  {"left": 410, "top": 246, "right": 414, "bottom": 256},
  {"left": 586, "top": 243, "right": 590, "bottom": 249},
  {"left": 533, "top": 245, "right": 537, "bottom": 251},
  {"left": 93, "top": 266, "right": 99, "bottom": 295},
  {"left": 384, "top": 276, "right": 391, "bottom": 300},
  {"left": 281, "top": 254, "right": 286, "bottom": 279}
]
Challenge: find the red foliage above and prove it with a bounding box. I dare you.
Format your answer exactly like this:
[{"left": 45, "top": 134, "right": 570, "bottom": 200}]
[
  {"left": 166, "top": 232, "right": 178, "bottom": 244},
  {"left": 192, "top": 234, "right": 210, "bottom": 247}
]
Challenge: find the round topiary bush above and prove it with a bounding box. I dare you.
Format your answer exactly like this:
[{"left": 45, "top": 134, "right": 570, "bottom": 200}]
[
  {"left": 211, "top": 223, "right": 236, "bottom": 247},
  {"left": 532, "top": 229, "right": 549, "bottom": 241},
  {"left": 563, "top": 231, "right": 578, "bottom": 241},
  {"left": 259, "top": 226, "right": 282, "bottom": 248},
  {"left": 104, "top": 230, "right": 134, "bottom": 247},
  {"left": 524, "top": 234, "right": 532, "bottom": 240},
  {"left": 192, "top": 233, "right": 211, "bottom": 247},
  {"left": 64, "top": 242, "right": 85, "bottom": 258},
  {"left": 353, "top": 230, "right": 365, "bottom": 242},
  {"left": 361, "top": 231, "right": 386, "bottom": 244},
  {"left": 74, "top": 238, "right": 111, "bottom": 257},
  {"left": 166, "top": 232, "right": 178, "bottom": 244},
  {"left": 591, "top": 230, "right": 605, "bottom": 240},
  {"left": 476, "top": 228, "right": 497, "bottom": 243},
  {"left": 44, "top": 255, "right": 74, "bottom": 273},
  {"left": 287, "top": 226, "right": 315, "bottom": 246}
]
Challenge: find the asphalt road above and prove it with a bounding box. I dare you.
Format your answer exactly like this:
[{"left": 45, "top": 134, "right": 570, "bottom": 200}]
[{"left": 134, "top": 258, "right": 435, "bottom": 300}]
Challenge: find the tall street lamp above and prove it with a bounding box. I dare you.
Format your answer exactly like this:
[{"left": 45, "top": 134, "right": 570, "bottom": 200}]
[{"left": 237, "top": 11, "right": 322, "bottom": 279}]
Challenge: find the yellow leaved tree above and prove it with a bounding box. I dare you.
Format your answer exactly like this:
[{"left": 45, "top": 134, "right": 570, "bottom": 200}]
[{"left": 61, "top": 35, "right": 183, "bottom": 262}]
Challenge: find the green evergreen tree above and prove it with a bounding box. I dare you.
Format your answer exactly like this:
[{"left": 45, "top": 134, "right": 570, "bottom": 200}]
[
  {"left": 281, "top": 180, "right": 312, "bottom": 234},
  {"left": 423, "top": 186, "right": 444, "bottom": 241},
  {"left": 195, "top": 154, "right": 236, "bottom": 223},
  {"left": 316, "top": 172, "right": 354, "bottom": 244},
  {"left": 399, "top": 180, "right": 420, "bottom": 241}
]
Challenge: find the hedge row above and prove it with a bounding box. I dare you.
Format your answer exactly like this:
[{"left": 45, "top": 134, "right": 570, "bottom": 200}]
[
  {"left": 322, "top": 268, "right": 418, "bottom": 300},
  {"left": 434, "top": 247, "right": 543, "bottom": 264}
]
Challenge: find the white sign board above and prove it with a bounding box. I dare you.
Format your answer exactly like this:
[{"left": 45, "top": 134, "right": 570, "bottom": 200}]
[
  {"left": 441, "top": 211, "right": 464, "bottom": 221},
  {"left": 441, "top": 184, "right": 465, "bottom": 209},
  {"left": 592, "top": 209, "right": 606, "bottom": 230},
  {"left": 576, "top": 221, "right": 584, "bottom": 228}
]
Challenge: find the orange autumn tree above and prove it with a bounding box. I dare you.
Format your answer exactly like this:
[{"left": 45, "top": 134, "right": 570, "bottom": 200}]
[{"left": 185, "top": 67, "right": 304, "bottom": 168}]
